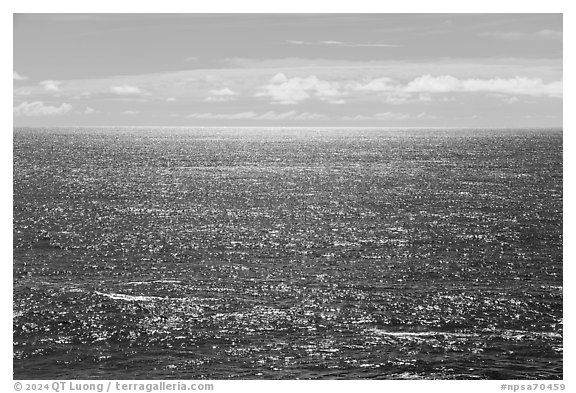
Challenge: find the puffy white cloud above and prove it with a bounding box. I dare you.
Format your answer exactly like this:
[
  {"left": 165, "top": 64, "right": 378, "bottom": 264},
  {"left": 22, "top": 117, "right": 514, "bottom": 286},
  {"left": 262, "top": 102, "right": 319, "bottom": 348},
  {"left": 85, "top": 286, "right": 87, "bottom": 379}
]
[
  {"left": 84, "top": 107, "right": 95, "bottom": 114},
  {"left": 40, "top": 80, "right": 62, "bottom": 92},
  {"left": 13, "top": 72, "right": 29, "bottom": 81},
  {"left": 464, "top": 77, "right": 561, "bottom": 97},
  {"left": 404, "top": 75, "right": 562, "bottom": 97},
  {"left": 270, "top": 73, "right": 289, "bottom": 83},
  {"left": 353, "top": 79, "right": 436, "bottom": 104},
  {"left": 404, "top": 75, "right": 461, "bottom": 93},
  {"left": 356, "top": 75, "right": 562, "bottom": 99},
  {"left": 257, "top": 73, "right": 345, "bottom": 104},
  {"left": 13, "top": 101, "right": 72, "bottom": 116},
  {"left": 121, "top": 110, "right": 139, "bottom": 115},
  {"left": 355, "top": 77, "right": 395, "bottom": 92},
  {"left": 186, "top": 111, "right": 326, "bottom": 120},
  {"left": 204, "top": 87, "right": 239, "bottom": 102},
  {"left": 110, "top": 85, "right": 144, "bottom": 95}
]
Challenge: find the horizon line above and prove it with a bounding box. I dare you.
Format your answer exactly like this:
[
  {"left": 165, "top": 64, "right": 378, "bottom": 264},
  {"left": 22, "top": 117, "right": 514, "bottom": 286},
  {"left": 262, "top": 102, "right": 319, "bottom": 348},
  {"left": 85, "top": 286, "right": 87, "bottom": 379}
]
[{"left": 13, "top": 125, "right": 564, "bottom": 130}]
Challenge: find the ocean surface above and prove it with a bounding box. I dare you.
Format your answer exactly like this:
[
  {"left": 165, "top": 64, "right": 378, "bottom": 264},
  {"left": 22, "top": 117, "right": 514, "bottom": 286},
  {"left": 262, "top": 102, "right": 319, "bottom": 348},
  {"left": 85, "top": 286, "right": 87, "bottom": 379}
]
[{"left": 13, "top": 127, "right": 563, "bottom": 379}]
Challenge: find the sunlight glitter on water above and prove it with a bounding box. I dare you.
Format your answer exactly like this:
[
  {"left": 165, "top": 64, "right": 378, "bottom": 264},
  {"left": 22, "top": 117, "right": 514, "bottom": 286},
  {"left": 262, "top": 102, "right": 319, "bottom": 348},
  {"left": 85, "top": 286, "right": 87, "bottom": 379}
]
[{"left": 13, "top": 127, "right": 562, "bottom": 379}]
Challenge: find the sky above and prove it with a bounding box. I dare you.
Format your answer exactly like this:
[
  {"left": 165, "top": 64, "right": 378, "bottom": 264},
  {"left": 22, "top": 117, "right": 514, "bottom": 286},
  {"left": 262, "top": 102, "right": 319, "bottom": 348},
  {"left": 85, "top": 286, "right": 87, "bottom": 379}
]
[{"left": 13, "top": 13, "right": 563, "bottom": 127}]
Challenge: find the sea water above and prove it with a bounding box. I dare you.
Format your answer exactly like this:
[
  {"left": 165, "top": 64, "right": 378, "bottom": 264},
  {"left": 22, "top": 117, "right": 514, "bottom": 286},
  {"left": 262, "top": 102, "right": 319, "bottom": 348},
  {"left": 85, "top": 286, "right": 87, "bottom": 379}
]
[{"left": 13, "top": 127, "right": 562, "bottom": 379}]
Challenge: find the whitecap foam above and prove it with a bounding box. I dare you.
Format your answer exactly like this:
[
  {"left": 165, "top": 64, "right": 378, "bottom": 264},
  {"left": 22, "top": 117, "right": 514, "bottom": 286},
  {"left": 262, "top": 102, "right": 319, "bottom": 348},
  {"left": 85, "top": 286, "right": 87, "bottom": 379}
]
[
  {"left": 124, "top": 280, "right": 182, "bottom": 286},
  {"left": 95, "top": 291, "right": 164, "bottom": 302},
  {"left": 368, "top": 328, "right": 476, "bottom": 338},
  {"left": 376, "top": 331, "right": 437, "bottom": 337}
]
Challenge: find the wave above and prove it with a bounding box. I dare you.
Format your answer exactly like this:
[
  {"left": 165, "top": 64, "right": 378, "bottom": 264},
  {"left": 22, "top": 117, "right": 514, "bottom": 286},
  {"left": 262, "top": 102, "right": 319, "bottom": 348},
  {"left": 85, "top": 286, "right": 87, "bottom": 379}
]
[
  {"left": 123, "top": 280, "right": 182, "bottom": 286},
  {"left": 368, "top": 327, "right": 561, "bottom": 340},
  {"left": 367, "top": 328, "right": 477, "bottom": 338},
  {"left": 95, "top": 291, "right": 165, "bottom": 302}
]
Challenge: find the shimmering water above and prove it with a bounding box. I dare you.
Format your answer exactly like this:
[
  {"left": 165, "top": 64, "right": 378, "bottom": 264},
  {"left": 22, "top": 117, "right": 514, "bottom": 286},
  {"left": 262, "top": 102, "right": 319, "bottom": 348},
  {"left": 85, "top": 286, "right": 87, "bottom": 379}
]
[{"left": 13, "top": 127, "right": 563, "bottom": 379}]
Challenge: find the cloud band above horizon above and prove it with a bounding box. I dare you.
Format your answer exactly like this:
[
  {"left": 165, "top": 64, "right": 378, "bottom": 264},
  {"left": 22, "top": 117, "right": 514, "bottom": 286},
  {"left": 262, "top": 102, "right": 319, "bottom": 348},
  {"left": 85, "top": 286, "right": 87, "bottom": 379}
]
[{"left": 13, "top": 14, "right": 562, "bottom": 127}]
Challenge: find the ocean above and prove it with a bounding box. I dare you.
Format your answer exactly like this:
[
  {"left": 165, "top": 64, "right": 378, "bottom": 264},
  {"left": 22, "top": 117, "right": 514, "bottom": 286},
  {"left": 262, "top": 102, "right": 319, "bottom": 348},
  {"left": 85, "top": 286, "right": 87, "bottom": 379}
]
[{"left": 13, "top": 127, "right": 563, "bottom": 379}]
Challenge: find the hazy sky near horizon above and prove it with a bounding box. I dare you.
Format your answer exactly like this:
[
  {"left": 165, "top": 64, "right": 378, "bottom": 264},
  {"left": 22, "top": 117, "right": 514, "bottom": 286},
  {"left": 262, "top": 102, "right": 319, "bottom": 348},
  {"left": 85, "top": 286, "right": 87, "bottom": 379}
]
[{"left": 13, "top": 13, "right": 562, "bottom": 127}]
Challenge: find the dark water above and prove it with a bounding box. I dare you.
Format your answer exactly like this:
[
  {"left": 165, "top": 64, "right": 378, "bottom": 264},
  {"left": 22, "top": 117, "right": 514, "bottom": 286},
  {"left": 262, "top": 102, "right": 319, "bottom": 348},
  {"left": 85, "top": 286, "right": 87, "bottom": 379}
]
[{"left": 13, "top": 127, "right": 562, "bottom": 379}]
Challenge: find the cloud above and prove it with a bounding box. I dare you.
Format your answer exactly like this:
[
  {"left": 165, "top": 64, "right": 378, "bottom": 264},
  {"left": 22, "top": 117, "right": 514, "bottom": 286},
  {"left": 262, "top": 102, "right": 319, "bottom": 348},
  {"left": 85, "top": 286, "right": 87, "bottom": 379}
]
[
  {"left": 40, "top": 80, "right": 62, "bottom": 92},
  {"left": 257, "top": 111, "right": 326, "bottom": 120},
  {"left": 287, "top": 40, "right": 399, "bottom": 48},
  {"left": 187, "top": 112, "right": 257, "bottom": 120},
  {"left": 121, "top": 110, "right": 139, "bottom": 115},
  {"left": 221, "top": 57, "right": 561, "bottom": 81},
  {"left": 84, "top": 107, "right": 96, "bottom": 114},
  {"left": 110, "top": 85, "right": 144, "bottom": 95},
  {"left": 257, "top": 73, "right": 345, "bottom": 104},
  {"left": 353, "top": 78, "right": 440, "bottom": 104},
  {"left": 11, "top": 59, "right": 562, "bottom": 107},
  {"left": 320, "top": 40, "right": 400, "bottom": 48},
  {"left": 14, "top": 101, "right": 72, "bottom": 116},
  {"left": 14, "top": 72, "right": 29, "bottom": 81},
  {"left": 204, "top": 87, "right": 239, "bottom": 102},
  {"left": 380, "top": 94, "right": 411, "bottom": 105},
  {"left": 342, "top": 112, "right": 410, "bottom": 121},
  {"left": 354, "top": 77, "right": 395, "bottom": 92},
  {"left": 404, "top": 75, "right": 461, "bottom": 93},
  {"left": 417, "top": 93, "right": 432, "bottom": 102},
  {"left": 355, "top": 75, "right": 562, "bottom": 98},
  {"left": 403, "top": 75, "right": 562, "bottom": 97},
  {"left": 502, "top": 96, "right": 520, "bottom": 104},
  {"left": 479, "top": 30, "right": 562, "bottom": 41},
  {"left": 376, "top": 93, "right": 432, "bottom": 105},
  {"left": 374, "top": 112, "right": 410, "bottom": 120},
  {"left": 341, "top": 114, "right": 372, "bottom": 121},
  {"left": 536, "top": 29, "right": 563, "bottom": 40},
  {"left": 186, "top": 111, "right": 326, "bottom": 120}
]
